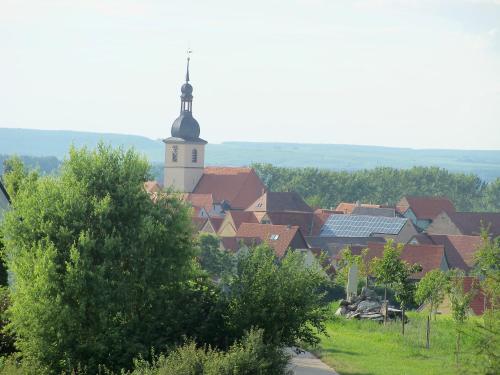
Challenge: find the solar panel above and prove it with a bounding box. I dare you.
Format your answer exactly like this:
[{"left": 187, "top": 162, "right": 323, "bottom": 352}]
[{"left": 319, "top": 214, "right": 407, "bottom": 237}]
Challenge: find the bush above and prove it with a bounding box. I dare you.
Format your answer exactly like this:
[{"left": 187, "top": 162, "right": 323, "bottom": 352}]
[
  {"left": 131, "top": 329, "right": 291, "bottom": 375},
  {"left": 224, "top": 245, "right": 330, "bottom": 347}
]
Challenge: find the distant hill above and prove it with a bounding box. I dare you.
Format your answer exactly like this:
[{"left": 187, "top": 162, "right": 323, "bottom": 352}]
[{"left": 1, "top": 128, "right": 500, "bottom": 181}]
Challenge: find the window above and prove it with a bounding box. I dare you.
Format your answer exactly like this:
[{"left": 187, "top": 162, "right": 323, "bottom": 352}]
[
  {"left": 269, "top": 234, "right": 279, "bottom": 240},
  {"left": 192, "top": 148, "right": 198, "bottom": 163},
  {"left": 172, "top": 146, "right": 178, "bottom": 162}
]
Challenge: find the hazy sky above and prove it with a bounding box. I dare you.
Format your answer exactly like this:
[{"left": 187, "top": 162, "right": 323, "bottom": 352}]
[{"left": 1, "top": 0, "right": 499, "bottom": 149}]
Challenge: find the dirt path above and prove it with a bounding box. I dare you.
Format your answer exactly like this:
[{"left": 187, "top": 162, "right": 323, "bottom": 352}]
[{"left": 287, "top": 348, "right": 339, "bottom": 375}]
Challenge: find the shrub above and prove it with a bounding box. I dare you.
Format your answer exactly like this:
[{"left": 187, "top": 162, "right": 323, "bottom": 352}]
[
  {"left": 131, "top": 329, "right": 291, "bottom": 375},
  {"left": 224, "top": 245, "right": 330, "bottom": 347}
]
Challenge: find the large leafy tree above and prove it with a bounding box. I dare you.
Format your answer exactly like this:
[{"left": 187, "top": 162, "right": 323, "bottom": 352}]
[
  {"left": 224, "top": 245, "right": 330, "bottom": 347},
  {"left": 2, "top": 145, "right": 197, "bottom": 373}
]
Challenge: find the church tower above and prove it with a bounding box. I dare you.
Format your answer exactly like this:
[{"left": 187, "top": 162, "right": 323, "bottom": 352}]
[{"left": 164, "top": 56, "right": 207, "bottom": 192}]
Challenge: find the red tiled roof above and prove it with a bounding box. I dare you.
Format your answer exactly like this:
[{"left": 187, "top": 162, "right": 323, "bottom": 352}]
[
  {"left": 427, "top": 234, "right": 482, "bottom": 271},
  {"left": 193, "top": 167, "right": 265, "bottom": 210},
  {"left": 463, "top": 277, "right": 489, "bottom": 315},
  {"left": 236, "top": 223, "right": 305, "bottom": 258},
  {"left": 447, "top": 212, "right": 500, "bottom": 237},
  {"left": 246, "top": 191, "right": 313, "bottom": 213},
  {"left": 227, "top": 210, "right": 259, "bottom": 230},
  {"left": 182, "top": 193, "right": 214, "bottom": 213},
  {"left": 311, "top": 209, "right": 339, "bottom": 236},
  {"left": 266, "top": 212, "right": 314, "bottom": 236},
  {"left": 336, "top": 202, "right": 380, "bottom": 214},
  {"left": 353, "top": 242, "right": 446, "bottom": 279},
  {"left": 220, "top": 236, "right": 263, "bottom": 252},
  {"left": 397, "top": 196, "right": 456, "bottom": 220},
  {"left": 191, "top": 217, "right": 208, "bottom": 232},
  {"left": 207, "top": 217, "right": 224, "bottom": 233}
]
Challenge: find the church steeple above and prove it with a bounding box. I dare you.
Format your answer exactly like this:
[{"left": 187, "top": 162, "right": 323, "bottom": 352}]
[
  {"left": 163, "top": 53, "right": 207, "bottom": 193},
  {"left": 180, "top": 55, "right": 193, "bottom": 113},
  {"left": 170, "top": 53, "right": 204, "bottom": 141}
]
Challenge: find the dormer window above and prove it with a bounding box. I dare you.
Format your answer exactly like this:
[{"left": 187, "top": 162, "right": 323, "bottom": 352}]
[
  {"left": 172, "top": 146, "right": 178, "bottom": 162},
  {"left": 269, "top": 234, "right": 279, "bottom": 240},
  {"left": 192, "top": 148, "right": 198, "bottom": 163}
]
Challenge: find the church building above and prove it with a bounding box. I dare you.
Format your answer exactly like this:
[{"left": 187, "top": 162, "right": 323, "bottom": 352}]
[
  {"left": 163, "top": 56, "right": 207, "bottom": 192},
  {"left": 162, "top": 58, "right": 265, "bottom": 211}
]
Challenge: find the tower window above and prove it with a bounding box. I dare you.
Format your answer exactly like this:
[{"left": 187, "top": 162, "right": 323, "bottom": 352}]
[
  {"left": 192, "top": 148, "right": 198, "bottom": 163},
  {"left": 172, "top": 146, "right": 178, "bottom": 162}
]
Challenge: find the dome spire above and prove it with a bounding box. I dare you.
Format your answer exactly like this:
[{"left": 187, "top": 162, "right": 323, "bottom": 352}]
[
  {"left": 180, "top": 50, "right": 193, "bottom": 113},
  {"left": 185, "top": 49, "right": 191, "bottom": 83}
]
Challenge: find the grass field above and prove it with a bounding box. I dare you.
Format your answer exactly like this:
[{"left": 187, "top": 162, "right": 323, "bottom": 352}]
[{"left": 311, "top": 309, "right": 478, "bottom": 375}]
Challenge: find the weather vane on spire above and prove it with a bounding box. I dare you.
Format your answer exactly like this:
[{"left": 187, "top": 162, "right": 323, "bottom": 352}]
[{"left": 186, "top": 49, "right": 192, "bottom": 83}]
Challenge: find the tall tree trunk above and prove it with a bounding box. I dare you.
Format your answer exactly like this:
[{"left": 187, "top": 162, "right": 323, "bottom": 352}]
[{"left": 426, "top": 315, "right": 430, "bottom": 349}]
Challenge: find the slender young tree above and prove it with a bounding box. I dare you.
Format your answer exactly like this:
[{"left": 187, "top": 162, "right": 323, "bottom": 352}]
[
  {"left": 415, "top": 269, "right": 449, "bottom": 321},
  {"left": 415, "top": 269, "right": 449, "bottom": 348},
  {"left": 371, "top": 240, "right": 404, "bottom": 325},
  {"left": 447, "top": 269, "right": 477, "bottom": 367}
]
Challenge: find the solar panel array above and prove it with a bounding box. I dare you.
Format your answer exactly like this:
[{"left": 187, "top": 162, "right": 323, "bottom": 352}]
[{"left": 320, "top": 214, "right": 407, "bottom": 237}]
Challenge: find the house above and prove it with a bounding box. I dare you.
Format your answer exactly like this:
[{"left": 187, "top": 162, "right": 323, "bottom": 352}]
[
  {"left": 335, "top": 202, "right": 380, "bottom": 214},
  {"left": 311, "top": 209, "right": 339, "bottom": 236},
  {"left": 200, "top": 216, "right": 224, "bottom": 234},
  {"left": 410, "top": 234, "right": 482, "bottom": 272},
  {"left": 427, "top": 211, "right": 500, "bottom": 237},
  {"left": 305, "top": 236, "right": 386, "bottom": 259},
  {"left": 246, "top": 191, "right": 313, "bottom": 214},
  {"left": 219, "top": 236, "right": 263, "bottom": 253},
  {"left": 396, "top": 196, "right": 456, "bottom": 231},
  {"left": 351, "top": 206, "right": 396, "bottom": 217},
  {"left": 162, "top": 58, "right": 266, "bottom": 210},
  {"left": 193, "top": 167, "right": 265, "bottom": 210},
  {"left": 181, "top": 193, "right": 227, "bottom": 218},
  {"left": 235, "top": 223, "right": 308, "bottom": 258},
  {"left": 191, "top": 217, "right": 208, "bottom": 232},
  {"left": 259, "top": 212, "right": 314, "bottom": 236},
  {"left": 217, "top": 211, "right": 259, "bottom": 237},
  {"left": 350, "top": 242, "right": 449, "bottom": 280},
  {"left": 319, "top": 214, "right": 418, "bottom": 244},
  {"left": 0, "top": 179, "right": 10, "bottom": 221},
  {"left": 429, "top": 277, "right": 489, "bottom": 316}
]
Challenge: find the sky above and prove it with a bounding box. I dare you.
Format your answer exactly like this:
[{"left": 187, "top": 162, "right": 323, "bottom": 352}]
[{"left": 1, "top": 0, "right": 500, "bottom": 150}]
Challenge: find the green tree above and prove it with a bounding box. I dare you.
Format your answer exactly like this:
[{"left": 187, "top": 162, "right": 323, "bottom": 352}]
[
  {"left": 2, "top": 145, "right": 198, "bottom": 373},
  {"left": 197, "top": 233, "right": 233, "bottom": 279},
  {"left": 415, "top": 269, "right": 449, "bottom": 320},
  {"left": 370, "top": 240, "right": 404, "bottom": 325},
  {"left": 468, "top": 230, "right": 500, "bottom": 374},
  {"left": 224, "top": 245, "right": 330, "bottom": 347},
  {"left": 483, "top": 178, "right": 500, "bottom": 212},
  {"left": 447, "top": 269, "right": 477, "bottom": 366},
  {"left": 392, "top": 261, "right": 422, "bottom": 336}
]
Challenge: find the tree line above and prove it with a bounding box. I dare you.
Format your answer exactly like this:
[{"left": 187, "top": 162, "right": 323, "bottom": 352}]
[{"left": 252, "top": 163, "right": 500, "bottom": 212}]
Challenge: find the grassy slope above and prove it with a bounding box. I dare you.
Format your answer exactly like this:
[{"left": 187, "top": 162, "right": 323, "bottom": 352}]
[{"left": 313, "top": 312, "right": 475, "bottom": 375}]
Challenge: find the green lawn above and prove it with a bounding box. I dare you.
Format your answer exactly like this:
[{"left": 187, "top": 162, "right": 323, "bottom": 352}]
[{"left": 312, "top": 310, "right": 477, "bottom": 375}]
